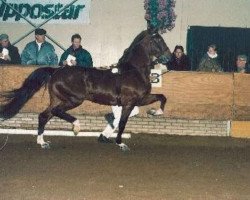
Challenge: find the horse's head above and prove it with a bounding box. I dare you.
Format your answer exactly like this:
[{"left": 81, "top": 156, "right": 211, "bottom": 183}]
[
  {"left": 117, "top": 29, "right": 171, "bottom": 75},
  {"left": 146, "top": 29, "right": 172, "bottom": 65}
]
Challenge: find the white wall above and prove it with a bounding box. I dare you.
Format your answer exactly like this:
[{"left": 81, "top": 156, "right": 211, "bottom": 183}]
[
  {"left": 0, "top": 0, "right": 250, "bottom": 66},
  {"left": 170, "top": 0, "right": 250, "bottom": 51}
]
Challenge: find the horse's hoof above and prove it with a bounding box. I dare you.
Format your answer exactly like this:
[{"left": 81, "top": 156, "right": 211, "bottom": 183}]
[
  {"left": 98, "top": 134, "right": 113, "bottom": 143},
  {"left": 72, "top": 125, "right": 80, "bottom": 136},
  {"left": 41, "top": 142, "right": 50, "bottom": 149},
  {"left": 117, "top": 143, "right": 130, "bottom": 152},
  {"left": 72, "top": 120, "right": 81, "bottom": 136},
  {"left": 147, "top": 108, "right": 163, "bottom": 116}
]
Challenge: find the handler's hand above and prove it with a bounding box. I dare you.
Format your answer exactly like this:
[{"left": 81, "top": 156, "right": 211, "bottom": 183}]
[
  {"left": 4, "top": 55, "right": 11, "bottom": 61},
  {"left": 63, "top": 60, "right": 67, "bottom": 66},
  {"left": 71, "top": 60, "right": 77, "bottom": 66}
]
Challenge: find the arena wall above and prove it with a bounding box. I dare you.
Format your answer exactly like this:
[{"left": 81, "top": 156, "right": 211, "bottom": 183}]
[{"left": 1, "top": 66, "right": 250, "bottom": 138}]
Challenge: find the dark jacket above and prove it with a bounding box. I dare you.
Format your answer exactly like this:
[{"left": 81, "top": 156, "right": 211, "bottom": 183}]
[
  {"left": 21, "top": 41, "right": 58, "bottom": 66},
  {"left": 197, "top": 53, "right": 222, "bottom": 72},
  {"left": 167, "top": 54, "right": 190, "bottom": 71},
  {"left": 59, "top": 45, "right": 93, "bottom": 68},
  {"left": 0, "top": 44, "right": 21, "bottom": 65}
]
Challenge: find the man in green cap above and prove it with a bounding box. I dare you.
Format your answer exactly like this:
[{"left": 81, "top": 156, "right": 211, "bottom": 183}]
[{"left": 0, "top": 33, "right": 21, "bottom": 65}]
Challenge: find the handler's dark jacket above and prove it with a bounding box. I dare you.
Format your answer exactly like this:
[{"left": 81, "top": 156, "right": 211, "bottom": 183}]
[
  {"left": 167, "top": 54, "right": 190, "bottom": 71},
  {"left": 59, "top": 45, "right": 93, "bottom": 68},
  {"left": 0, "top": 44, "right": 21, "bottom": 65}
]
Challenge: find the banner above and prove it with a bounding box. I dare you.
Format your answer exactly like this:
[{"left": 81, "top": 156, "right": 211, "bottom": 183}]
[{"left": 0, "top": 0, "right": 91, "bottom": 24}]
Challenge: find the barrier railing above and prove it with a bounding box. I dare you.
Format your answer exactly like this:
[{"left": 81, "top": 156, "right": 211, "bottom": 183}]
[{"left": 1, "top": 66, "right": 250, "bottom": 120}]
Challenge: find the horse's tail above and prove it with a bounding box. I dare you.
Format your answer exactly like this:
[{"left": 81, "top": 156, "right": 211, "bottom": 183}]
[{"left": 0, "top": 67, "right": 58, "bottom": 120}]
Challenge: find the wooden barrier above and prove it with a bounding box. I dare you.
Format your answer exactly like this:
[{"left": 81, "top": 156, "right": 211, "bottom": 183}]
[
  {"left": 233, "top": 73, "right": 250, "bottom": 120},
  {"left": 0, "top": 66, "right": 250, "bottom": 121},
  {"left": 231, "top": 121, "right": 250, "bottom": 138}
]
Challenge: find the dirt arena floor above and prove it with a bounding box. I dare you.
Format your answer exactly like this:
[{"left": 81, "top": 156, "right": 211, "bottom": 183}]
[{"left": 0, "top": 133, "right": 250, "bottom": 200}]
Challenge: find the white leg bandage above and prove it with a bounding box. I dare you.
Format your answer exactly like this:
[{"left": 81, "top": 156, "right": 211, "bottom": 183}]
[
  {"left": 102, "top": 106, "right": 139, "bottom": 138},
  {"left": 37, "top": 135, "right": 45, "bottom": 145},
  {"left": 72, "top": 119, "right": 80, "bottom": 135}
]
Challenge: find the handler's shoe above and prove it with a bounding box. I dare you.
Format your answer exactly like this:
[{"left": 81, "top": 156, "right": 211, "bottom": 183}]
[{"left": 98, "top": 134, "right": 113, "bottom": 143}]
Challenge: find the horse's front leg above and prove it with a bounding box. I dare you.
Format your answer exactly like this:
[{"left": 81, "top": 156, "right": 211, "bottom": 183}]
[
  {"left": 116, "top": 105, "right": 134, "bottom": 151},
  {"left": 139, "top": 94, "right": 167, "bottom": 115}
]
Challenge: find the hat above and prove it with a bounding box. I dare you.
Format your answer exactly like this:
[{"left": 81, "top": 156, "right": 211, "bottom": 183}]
[
  {"left": 0, "top": 34, "right": 9, "bottom": 40},
  {"left": 35, "top": 28, "right": 46, "bottom": 35},
  {"left": 237, "top": 54, "right": 248, "bottom": 62}
]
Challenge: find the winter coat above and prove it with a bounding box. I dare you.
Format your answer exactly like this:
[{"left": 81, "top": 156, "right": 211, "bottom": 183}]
[
  {"left": 197, "top": 53, "right": 222, "bottom": 72},
  {"left": 0, "top": 44, "right": 21, "bottom": 65},
  {"left": 167, "top": 54, "right": 190, "bottom": 71},
  {"left": 21, "top": 41, "right": 58, "bottom": 66},
  {"left": 59, "top": 45, "right": 93, "bottom": 68}
]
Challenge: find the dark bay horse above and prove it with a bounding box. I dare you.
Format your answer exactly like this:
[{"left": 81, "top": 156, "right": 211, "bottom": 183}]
[{"left": 0, "top": 29, "right": 171, "bottom": 151}]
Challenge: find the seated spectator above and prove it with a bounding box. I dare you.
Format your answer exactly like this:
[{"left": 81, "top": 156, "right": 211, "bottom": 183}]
[
  {"left": 0, "top": 34, "right": 21, "bottom": 65},
  {"left": 235, "top": 54, "right": 250, "bottom": 73},
  {"left": 21, "top": 28, "right": 58, "bottom": 66},
  {"left": 197, "top": 44, "right": 222, "bottom": 72},
  {"left": 59, "top": 34, "right": 93, "bottom": 68},
  {"left": 167, "top": 45, "right": 190, "bottom": 71}
]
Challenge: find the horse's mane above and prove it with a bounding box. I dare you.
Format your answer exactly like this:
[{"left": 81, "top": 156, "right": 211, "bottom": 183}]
[{"left": 117, "top": 30, "right": 148, "bottom": 66}]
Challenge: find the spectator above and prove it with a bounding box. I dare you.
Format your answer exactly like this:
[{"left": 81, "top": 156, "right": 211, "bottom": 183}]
[
  {"left": 21, "top": 28, "right": 58, "bottom": 66},
  {"left": 197, "top": 44, "right": 222, "bottom": 72},
  {"left": 235, "top": 54, "right": 250, "bottom": 73},
  {"left": 59, "top": 34, "right": 93, "bottom": 68},
  {"left": 0, "top": 34, "right": 21, "bottom": 65},
  {"left": 167, "top": 45, "right": 190, "bottom": 71}
]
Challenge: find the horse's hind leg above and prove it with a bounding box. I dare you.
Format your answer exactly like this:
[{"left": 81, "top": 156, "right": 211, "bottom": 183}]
[
  {"left": 51, "top": 99, "right": 83, "bottom": 135},
  {"left": 37, "top": 107, "right": 53, "bottom": 149},
  {"left": 37, "top": 98, "right": 82, "bottom": 149}
]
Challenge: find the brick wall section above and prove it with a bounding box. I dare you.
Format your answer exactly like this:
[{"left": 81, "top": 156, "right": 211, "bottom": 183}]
[{"left": 0, "top": 113, "right": 229, "bottom": 137}]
